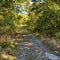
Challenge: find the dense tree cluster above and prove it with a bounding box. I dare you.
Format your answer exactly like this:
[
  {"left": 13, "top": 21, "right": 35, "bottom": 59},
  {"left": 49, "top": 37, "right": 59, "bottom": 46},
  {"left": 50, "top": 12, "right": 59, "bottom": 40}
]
[
  {"left": 0, "top": 0, "right": 29, "bottom": 37},
  {"left": 25, "top": 0, "right": 60, "bottom": 38}
]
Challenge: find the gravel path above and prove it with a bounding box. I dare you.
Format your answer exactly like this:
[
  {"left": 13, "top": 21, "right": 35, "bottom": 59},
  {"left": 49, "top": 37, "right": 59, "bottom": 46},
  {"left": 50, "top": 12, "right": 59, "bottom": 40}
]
[{"left": 16, "top": 27, "right": 60, "bottom": 60}]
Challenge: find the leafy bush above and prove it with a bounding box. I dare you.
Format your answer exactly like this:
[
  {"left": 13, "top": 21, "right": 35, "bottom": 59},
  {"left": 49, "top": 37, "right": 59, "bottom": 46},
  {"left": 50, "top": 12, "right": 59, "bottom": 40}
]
[
  {"left": 0, "top": 40, "right": 11, "bottom": 49},
  {"left": 26, "top": 1, "right": 60, "bottom": 38},
  {"left": 55, "top": 32, "right": 60, "bottom": 39}
]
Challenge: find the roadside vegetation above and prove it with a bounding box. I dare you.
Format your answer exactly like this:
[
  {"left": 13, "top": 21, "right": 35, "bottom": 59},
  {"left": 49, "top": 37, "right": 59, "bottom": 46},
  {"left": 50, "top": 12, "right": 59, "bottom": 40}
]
[
  {"left": 0, "top": 0, "right": 60, "bottom": 60},
  {"left": 23, "top": 0, "right": 60, "bottom": 56},
  {"left": 0, "top": 0, "right": 29, "bottom": 60}
]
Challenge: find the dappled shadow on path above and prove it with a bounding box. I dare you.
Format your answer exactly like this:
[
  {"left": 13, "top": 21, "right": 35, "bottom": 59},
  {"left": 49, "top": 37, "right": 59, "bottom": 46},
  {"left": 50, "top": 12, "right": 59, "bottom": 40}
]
[
  {"left": 16, "top": 26, "right": 60, "bottom": 60},
  {"left": 16, "top": 29, "right": 48, "bottom": 60}
]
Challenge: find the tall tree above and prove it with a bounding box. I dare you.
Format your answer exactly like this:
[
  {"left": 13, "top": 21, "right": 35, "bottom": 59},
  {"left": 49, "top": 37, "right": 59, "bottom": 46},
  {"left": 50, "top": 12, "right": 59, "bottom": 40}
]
[
  {"left": 27, "top": 0, "right": 60, "bottom": 38},
  {"left": 0, "top": 0, "right": 29, "bottom": 37}
]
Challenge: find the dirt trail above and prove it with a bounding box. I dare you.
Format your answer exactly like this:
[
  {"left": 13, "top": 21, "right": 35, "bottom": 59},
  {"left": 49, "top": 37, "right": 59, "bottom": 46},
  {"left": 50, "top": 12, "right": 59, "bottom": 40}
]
[{"left": 16, "top": 27, "right": 60, "bottom": 60}]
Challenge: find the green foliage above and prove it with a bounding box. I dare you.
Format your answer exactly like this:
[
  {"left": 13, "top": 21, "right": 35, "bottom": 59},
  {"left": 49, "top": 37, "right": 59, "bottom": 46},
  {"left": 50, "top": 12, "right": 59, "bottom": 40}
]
[
  {"left": 0, "top": 0, "right": 30, "bottom": 60},
  {"left": 0, "top": 0, "right": 30, "bottom": 36},
  {"left": 25, "top": 1, "right": 60, "bottom": 38},
  {"left": 55, "top": 32, "right": 60, "bottom": 39},
  {"left": 0, "top": 40, "right": 11, "bottom": 49},
  {"left": 0, "top": 0, "right": 31, "bottom": 36},
  {"left": 0, "top": 1, "right": 15, "bottom": 36}
]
